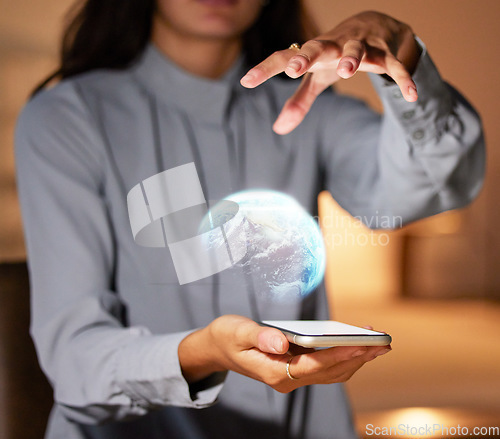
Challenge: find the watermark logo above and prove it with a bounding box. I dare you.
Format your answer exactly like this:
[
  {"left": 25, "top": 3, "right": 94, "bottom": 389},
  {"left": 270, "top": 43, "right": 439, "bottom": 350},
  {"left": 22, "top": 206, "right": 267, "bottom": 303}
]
[
  {"left": 366, "top": 423, "right": 499, "bottom": 437},
  {"left": 317, "top": 211, "right": 403, "bottom": 249},
  {"left": 127, "top": 163, "right": 247, "bottom": 285}
]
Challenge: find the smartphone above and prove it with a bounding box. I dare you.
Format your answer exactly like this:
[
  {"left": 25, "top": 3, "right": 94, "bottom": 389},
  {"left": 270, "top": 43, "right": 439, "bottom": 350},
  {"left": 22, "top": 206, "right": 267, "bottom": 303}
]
[{"left": 261, "top": 320, "right": 392, "bottom": 348}]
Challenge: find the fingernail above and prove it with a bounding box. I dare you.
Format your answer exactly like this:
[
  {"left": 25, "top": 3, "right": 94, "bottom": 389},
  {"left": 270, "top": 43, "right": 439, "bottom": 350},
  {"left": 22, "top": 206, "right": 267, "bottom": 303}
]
[
  {"left": 338, "top": 61, "right": 354, "bottom": 73},
  {"left": 408, "top": 86, "right": 417, "bottom": 99},
  {"left": 287, "top": 60, "right": 302, "bottom": 73},
  {"left": 241, "top": 72, "right": 255, "bottom": 84},
  {"left": 271, "top": 336, "right": 284, "bottom": 353},
  {"left": 351, "top": 349, "right": 367, "bottom": 358}
]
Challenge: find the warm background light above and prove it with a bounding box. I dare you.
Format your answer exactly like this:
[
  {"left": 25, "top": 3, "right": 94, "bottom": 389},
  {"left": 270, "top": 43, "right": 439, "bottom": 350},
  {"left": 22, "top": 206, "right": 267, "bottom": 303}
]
[{"left": 361, "top": 407, "right": 500, "bottom": 438}]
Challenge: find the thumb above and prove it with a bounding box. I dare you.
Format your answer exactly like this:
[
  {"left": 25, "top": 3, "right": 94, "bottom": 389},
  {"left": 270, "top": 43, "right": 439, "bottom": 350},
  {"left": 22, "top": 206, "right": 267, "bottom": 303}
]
[
  {"left": 255, "top": 327, "right": 289, "bottom": 355},
  {"left": 230, "top": 317, "right": 289, "bottom": 354},
  {"left": 273, "top": 72, "right": 337, "bottom": 135}
]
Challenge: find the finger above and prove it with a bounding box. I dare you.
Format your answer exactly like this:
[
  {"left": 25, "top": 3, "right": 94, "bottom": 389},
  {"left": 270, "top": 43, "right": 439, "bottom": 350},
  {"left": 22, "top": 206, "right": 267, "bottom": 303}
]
[
  {"left": 240, "top": 49, "right": 295, "bottom": 88},
  {"left": 229, "top": 318, "right": 289, "bottom": 355},
  {"left": 365, "top": 345, "right": 392, "bottom": 361},
  {"left": 288, "top": 343, "right": 392, "bottom": 381},
  {"left": 284, "top": 39, "right": 341, "bottom": 79},
  {"left": 337, "top": 39, "right": 366, "bottom": 79},
  {"left": 330, "top": 359, "right": 366, "bottom": 382},
  {"left": 255, "top": 327, "right": 289, "bottom": 355},
  {"left": 273, "top": 71, "right": 336, "bottom": 135},
  {"left": 362, "top": 325, "right": 391, "bottom": 338},
  {"left": 288, "top": 345, "right": 369, "bottom": 380},
  {"left": 288, "top": 343, "right": 316, "bottom": 356},
  {"left": 325, "top": 345, "right": 390, "bottom": 382},
  {"left": 273, "top": 74, "right": 318, "bottom": 135},
  {"left": 384, "top": 53, "right": 418, "bottom": 102},
  {"left": 314, "top": 345, "right": 391, "bottom": 383},
  {"left": 284, "top": 40, "right": 325, "bottom": 78}
]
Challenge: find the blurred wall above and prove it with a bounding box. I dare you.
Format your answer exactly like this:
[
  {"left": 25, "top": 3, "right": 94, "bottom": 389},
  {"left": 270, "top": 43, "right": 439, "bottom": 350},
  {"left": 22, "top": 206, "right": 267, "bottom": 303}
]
[
  {"left": 1, "top": 0, "right": 499, "bottom": 301},
  {"left": 0, "top": 0, "right": 71, "bottom": 260}
]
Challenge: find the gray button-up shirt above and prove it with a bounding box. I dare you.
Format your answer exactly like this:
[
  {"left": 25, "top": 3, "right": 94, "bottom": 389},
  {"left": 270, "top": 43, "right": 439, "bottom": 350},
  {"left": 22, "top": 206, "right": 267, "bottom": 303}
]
[{"left": 15, "top": 41, "right": 484, "bottom": 439}]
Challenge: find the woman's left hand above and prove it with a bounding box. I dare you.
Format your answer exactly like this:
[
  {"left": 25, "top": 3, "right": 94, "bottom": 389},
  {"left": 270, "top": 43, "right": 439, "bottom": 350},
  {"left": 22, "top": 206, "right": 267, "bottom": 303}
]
[{"left": 240, "top": 11, "right": 421, "bottom": 135}]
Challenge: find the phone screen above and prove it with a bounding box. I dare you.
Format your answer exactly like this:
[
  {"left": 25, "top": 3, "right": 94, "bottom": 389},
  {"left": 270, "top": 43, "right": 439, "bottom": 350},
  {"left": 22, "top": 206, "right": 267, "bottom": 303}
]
[{"left": 262, "top": 320, "right": 385, "bottom": 336}]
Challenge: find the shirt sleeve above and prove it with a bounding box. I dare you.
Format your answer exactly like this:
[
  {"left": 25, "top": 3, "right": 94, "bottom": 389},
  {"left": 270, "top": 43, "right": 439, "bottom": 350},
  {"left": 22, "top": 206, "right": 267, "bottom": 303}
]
[
  {"left": 321, "top": 38, "right": 485, "bottom": 227},
  {"left": 15, "top": 85, "right": 226, "bottom": 425}
]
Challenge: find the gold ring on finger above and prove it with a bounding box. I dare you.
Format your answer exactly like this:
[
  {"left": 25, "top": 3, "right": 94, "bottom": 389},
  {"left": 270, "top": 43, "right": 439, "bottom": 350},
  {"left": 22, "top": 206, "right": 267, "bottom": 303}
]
[
  {"left": 286, "top": 356, "right": 299, "bottom": 380},
  {"left": 288, "top": 43, "right": 301, "bottom": 52}
]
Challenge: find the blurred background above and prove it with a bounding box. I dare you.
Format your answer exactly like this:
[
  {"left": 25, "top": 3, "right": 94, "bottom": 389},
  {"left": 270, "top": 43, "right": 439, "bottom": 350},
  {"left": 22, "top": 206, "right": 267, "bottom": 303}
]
[{"left": 0, "top": 0, "right": 499, "bottom": 438}]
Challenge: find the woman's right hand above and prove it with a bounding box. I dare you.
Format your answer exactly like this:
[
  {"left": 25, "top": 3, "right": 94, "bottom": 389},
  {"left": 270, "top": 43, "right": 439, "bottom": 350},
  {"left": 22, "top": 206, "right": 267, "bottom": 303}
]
[
  {"left": 178, "top": 315, "right": 390, "bottom": 393},
  {"left": 241, "top": 11, "right": 420, "bottom": 135}
]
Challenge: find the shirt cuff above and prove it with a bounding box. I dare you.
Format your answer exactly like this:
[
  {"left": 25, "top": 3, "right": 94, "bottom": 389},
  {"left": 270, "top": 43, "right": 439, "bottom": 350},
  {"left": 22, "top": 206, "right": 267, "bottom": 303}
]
[
  {"left": 114, "top": 328, "right": 226, "bottom": 411},
  {"left": 369, "top": 36, "right": 453, "bottom": 148}
]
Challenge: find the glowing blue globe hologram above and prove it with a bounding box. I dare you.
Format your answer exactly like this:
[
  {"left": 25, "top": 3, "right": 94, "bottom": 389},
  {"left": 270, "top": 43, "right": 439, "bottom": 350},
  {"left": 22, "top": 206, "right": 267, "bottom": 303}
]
[{"left": 209, "top": 190, "right": 326, "bottom": 303}]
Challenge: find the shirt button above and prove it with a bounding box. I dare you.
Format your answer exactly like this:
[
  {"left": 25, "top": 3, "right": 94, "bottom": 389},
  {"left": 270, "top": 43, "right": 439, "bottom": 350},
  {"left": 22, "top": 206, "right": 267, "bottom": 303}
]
[
  {"left": 402, "top": 110, "right": 415, "bottom": 120},
  {"left": 412, "top": 129, "right": 425, "bottom": 140}
]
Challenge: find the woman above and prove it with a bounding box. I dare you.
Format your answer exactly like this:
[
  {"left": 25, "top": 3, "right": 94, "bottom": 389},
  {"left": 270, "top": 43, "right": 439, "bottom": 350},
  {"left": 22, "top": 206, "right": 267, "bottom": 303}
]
[{"left": 16, "top": 0, "right": 484, "bottom": 438}]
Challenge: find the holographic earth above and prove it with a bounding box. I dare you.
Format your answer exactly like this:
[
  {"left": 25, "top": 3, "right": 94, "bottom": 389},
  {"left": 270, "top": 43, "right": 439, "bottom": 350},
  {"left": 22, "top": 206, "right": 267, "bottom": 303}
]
[{"left": 201, "top": 190, "right": 326, "bottom": 303}]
